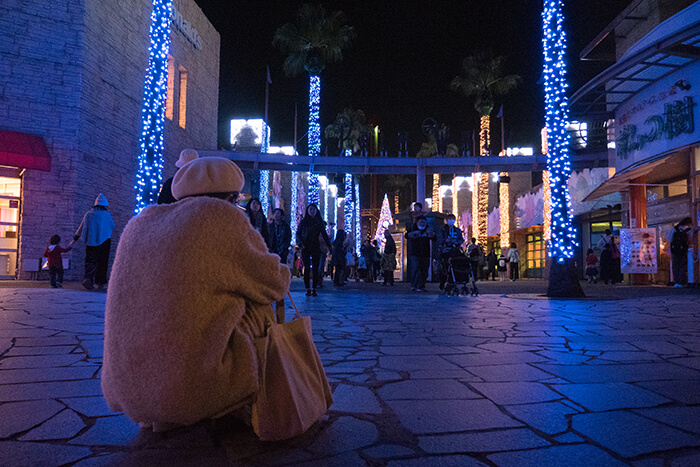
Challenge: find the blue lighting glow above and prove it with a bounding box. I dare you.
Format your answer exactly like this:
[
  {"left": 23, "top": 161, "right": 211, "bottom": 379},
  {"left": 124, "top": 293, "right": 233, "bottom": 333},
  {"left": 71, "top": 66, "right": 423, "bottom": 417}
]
[
  {"left": 307, "top": 75, "right": 321, "bottom": 204},
  {"left": 291, "top": 171, "right": 299, "bottom": 243},
  {"left": 259, "top": 122, "right": 270, "bottom": 215},
  {"left": 354, "top": 182, "right": 361, "bottom": 255},
  {"left": 542, "top": 0, "right": 577, "bottom": 261},
  {"left": 135, "top": 0, "right": 173, "bottom": 213},
  {"left": 344, "top": 173, "right": 353, "bottom": 235}
]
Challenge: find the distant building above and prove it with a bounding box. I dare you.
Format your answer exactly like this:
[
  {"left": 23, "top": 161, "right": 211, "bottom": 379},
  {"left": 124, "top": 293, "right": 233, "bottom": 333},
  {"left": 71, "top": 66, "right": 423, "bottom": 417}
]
[{"left": 0, "top": 0, "right": 220, "bottom": 279}]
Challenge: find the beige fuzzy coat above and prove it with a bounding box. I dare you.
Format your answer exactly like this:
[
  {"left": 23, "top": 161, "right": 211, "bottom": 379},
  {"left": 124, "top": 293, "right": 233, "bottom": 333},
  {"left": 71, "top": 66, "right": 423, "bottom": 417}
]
[{"left": 101, "top": 197, "right": 290, "bottom": 426}]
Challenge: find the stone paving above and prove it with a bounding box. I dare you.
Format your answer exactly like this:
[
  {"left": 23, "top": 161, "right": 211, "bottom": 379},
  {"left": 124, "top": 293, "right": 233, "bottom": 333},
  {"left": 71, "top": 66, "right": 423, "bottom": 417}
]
[{"left": 0, "top": 280, "right": 699, "bottom": 466}]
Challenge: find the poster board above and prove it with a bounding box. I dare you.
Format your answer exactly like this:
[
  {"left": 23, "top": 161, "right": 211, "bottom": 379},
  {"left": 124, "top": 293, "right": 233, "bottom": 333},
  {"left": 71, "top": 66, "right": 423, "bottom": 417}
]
[
  {"left": 620, "top": 228, "right": 658, "bottom": 274},
  {"left": 392, "top": 232, "right": 404, "bottom": 281}
]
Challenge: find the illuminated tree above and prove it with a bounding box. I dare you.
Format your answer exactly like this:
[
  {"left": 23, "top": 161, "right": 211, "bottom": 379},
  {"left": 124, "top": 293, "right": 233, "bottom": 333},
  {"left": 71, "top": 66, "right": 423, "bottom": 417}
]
[
  {"left": 374, "top": 194, "right": 394, "bottom": 247},
  {"left": 542, "top": 0, "right": 584, "bottom": 297},
  {"left": 325, "top": 108, "right": 369, "bottom": 236},
  {"left": 135, "top": 0, "right": 172, "bottom": 213},
  {"left": 451, "top": 52, "right": 520, "bottom": 245},
  {"left": 273, "top": 4, "right": 354, "bottom": 205}
]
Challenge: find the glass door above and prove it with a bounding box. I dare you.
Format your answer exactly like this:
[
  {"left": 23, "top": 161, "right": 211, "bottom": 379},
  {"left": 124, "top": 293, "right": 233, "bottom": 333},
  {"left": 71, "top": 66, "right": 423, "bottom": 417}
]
[
  {"left": 526, "top": 232, "right": 545, "bottom": 278},
  {"left": 0, "top": 177, "right": 21, "bottom": 278}
]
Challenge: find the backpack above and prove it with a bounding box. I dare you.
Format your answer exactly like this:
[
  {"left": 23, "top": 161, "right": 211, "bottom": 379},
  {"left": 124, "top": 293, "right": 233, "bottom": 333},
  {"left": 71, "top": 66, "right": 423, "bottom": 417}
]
[
  {"left": 670, "top": 230, "right": 688, "bottom": 256},
  {"left": 498, "top": 258, "right": 506, "bottom": 268}
]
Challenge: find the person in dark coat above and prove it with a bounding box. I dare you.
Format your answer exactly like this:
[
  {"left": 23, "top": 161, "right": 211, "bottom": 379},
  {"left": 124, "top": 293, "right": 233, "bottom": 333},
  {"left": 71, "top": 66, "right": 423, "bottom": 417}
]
[
  {"left": 406, "top": 216, "right": 435, "bottom": 292},
  {"left": 331, "top": 230, "right": 348, "bottom": 286},
  {"left": 268, "top": 208, "right": 292, "bottom": 264},
  {"left": 157, "top": 149, "right": 199, "bottom": 204},
  {"left": 296, "top": 204, "right": 332, "bottom": 296},
  {"left": 669, "top": 217, "right": 692, "bottom": 287},
  {"left": 245, "top": 198, "right": 270, "bottom": 247},
  {"left": 599, "top": 242, "right": 616, "bottom": 284},
  {"left": 486, "top": 250, "right": 497, "bottom": 281},
  {"left": 381, "top": 230, "right": 397, "bottom": 286}
]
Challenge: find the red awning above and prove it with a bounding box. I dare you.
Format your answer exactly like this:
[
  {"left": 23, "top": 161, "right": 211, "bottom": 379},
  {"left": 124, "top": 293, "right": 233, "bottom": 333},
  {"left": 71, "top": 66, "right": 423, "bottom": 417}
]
[{"left": 0, "top": 130, "right": 51, "bottom": 171}]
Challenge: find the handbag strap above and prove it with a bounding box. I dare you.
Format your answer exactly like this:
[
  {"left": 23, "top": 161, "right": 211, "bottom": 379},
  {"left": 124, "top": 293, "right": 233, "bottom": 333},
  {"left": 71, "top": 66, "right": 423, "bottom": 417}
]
[{"left": 287, "top": 292, "right": 302, "bottom": 320}]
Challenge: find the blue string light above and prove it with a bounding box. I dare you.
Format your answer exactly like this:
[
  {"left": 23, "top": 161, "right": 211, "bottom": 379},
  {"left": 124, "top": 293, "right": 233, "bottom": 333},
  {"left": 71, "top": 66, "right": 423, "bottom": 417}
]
[
  {"left": 259, "top": 122, "right": 270, "bottom": 215},
  {"left": 291, "top": 171, "right": 299, "bottom": 243},
  {"left": 135, "top": 0, "right": 173, "bottom": 214},
  {"left": 354, "top": 182, "right": 361, "bottom": 255},
  {"left": 307, "top": 75, "right": 321, "bottom": 204},
  {"left": 344, "top": 172, "right": 353, "bottom": 235},
  {"left": 542, "top": 0, "right": 577, "bottom": 263}
]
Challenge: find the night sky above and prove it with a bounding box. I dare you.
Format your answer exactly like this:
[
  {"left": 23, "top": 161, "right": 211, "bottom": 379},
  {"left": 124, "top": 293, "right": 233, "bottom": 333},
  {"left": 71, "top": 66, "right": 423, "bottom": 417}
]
[{"left": 194, "top": 0, "right": 630, "bottom": 155}]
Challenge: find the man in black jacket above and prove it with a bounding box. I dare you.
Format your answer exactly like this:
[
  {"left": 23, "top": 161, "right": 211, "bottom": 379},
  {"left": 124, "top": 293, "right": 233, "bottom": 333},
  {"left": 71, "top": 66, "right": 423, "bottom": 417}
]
[{"left": 406, "top": 216, "right": 435, "bottom": 292}]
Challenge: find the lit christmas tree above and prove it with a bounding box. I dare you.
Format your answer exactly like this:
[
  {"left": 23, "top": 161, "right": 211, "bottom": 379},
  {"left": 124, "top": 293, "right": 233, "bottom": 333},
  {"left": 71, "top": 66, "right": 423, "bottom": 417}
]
[
  {"left": 373, "top": 194, "right": 394, "bottom": 247},
  {"left": 135, "top": 0, "right": 172, "bottom": 213}
]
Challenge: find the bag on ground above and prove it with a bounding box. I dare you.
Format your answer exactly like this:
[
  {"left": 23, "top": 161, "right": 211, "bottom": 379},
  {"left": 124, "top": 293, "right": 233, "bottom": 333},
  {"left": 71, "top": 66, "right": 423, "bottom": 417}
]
[{"left": 252, "top": 310, "right": 333, "bottom": 441}]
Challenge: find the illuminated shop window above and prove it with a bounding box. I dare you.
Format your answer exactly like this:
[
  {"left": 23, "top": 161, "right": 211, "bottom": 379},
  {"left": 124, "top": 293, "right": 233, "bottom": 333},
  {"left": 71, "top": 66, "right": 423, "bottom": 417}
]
[
  {"left": 527, "top": 233, "right": 544, "bottom": 271},
  {"left": 165, "top": 55, "right": 175, "bottom": 120},
  {"left": 667, "top": 180, "right": 688, "bottom": 198},
  {"left": 178, "top": 66, "right": 188, "bottom": 128}
]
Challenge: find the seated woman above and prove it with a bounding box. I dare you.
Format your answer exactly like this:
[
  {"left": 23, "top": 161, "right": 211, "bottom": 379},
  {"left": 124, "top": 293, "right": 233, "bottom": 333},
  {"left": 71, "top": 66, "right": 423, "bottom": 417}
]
[{"left": 101, "top": 157, "right": 290, "bottom": 431}]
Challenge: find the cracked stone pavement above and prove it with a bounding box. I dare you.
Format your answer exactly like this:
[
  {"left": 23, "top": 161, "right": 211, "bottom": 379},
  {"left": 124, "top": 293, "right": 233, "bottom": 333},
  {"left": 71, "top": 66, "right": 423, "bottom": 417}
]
[{"left": 0, "top": 280, "right": 699, "bottom": 466}]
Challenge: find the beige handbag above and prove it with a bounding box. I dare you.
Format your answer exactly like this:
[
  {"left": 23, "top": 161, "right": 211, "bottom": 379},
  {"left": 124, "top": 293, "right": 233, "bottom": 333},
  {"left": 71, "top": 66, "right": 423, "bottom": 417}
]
[{"left": 251, "top": 293, "right": 333, "bottom": 441}]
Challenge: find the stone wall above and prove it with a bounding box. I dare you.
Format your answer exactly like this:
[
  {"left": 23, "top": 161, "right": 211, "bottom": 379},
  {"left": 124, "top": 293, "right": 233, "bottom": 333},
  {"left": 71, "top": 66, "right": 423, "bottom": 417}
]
[
  {"left": 0, "top": 0, "right": 85, "bottom": 277},
  {"left": 0, "top": 0, "right": 219, "bottom": 280}
]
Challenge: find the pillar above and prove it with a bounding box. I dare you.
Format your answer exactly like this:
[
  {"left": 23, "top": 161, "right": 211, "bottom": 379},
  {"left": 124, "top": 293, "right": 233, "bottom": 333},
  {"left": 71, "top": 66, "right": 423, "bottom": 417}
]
[
  {"left": 416, "top": 164, "right": 426, "bottom": 207},
  {"left": 629, "top": 175, "right": 648, "bottom": 285}
]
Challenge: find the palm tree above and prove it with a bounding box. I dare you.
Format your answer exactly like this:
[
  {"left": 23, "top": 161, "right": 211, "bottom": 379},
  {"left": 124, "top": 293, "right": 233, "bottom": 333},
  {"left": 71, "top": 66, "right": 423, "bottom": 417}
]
[
  {"left": 325, "top": 108, "right": 368, "bottom": 234},
  {"left": 451, "top": 52, "right": 520, "bottom": 246},
  {"left": 273, "top": 4, "right": 355, "bottom": 205},
  {"left": 416, "top": 128, "right": 459, "bottom": 213},
  {"left": 383, "top": 175, "right": 412, "bottom": 214}
]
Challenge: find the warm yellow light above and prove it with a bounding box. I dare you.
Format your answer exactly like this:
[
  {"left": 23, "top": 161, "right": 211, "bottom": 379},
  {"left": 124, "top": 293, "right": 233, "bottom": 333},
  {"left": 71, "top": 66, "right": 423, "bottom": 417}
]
[
  {"left": 473, "top": 115, "right": 490, "bottom": 245},
  {"left": 394, "top": 194, "right": 399, "bottom": 214},
  {"left": 178, "top": 66, "right": 188, "bottom": 129},
  {"left": 452, "top": 175, "right": 459, "bottom": 223},
  {"left": 478, "top": 173, "right": 488, "bottom": 245},
  {"left": 499, "top": 172, "right": 510, "bottom": 246},
  {"left": 543, "top": 170, "right": 551, "bottom": 241},
  {"left": 472, "top": 172, "right": 479, "bottom": 240},
  {"left": 432, "top": 173, "right": 441, "bottom": 212},
  {"left": 165, "top": 55, "right": 175, "bottom": 120}
]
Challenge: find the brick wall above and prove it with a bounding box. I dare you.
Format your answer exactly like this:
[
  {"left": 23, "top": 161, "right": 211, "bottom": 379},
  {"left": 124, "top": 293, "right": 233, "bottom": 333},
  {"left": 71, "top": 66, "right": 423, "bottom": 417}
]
[{"left": 0, "top": 0, "right": 220, "bottom": 280}]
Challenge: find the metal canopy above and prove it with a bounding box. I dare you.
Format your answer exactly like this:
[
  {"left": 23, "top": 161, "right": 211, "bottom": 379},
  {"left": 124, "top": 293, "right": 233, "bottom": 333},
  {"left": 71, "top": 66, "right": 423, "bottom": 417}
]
[
  {"left": 198, "top": 150, "right": 608, "bottom": 175},
  {"left": 570, "top": 16, "right": 700, "bottom": 118}
]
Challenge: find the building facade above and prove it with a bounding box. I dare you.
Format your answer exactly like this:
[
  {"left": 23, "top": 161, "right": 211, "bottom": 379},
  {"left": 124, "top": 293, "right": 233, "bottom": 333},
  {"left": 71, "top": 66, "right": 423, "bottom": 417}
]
[
  {"left": 571, "top": 0, "right": 699, "bottom": 285},
  {"left": 0, "top": 0, "right": 219, "bottom": 279}
]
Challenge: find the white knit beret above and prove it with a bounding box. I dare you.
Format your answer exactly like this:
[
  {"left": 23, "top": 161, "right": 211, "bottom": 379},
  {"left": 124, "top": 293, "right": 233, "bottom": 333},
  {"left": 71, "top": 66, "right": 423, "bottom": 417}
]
[
  {"left": 175, "top": 149, "right": 199, "bottom": 168},
  {"left": 171, "top": 157, "right": 244, "bottom": 200}
]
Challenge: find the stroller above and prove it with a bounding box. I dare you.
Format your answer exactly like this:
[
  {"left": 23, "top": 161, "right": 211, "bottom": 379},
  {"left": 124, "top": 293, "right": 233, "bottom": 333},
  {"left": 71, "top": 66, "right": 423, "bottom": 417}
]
[{"left": 443, "top": 254, "right": 478, "bottom": 297}]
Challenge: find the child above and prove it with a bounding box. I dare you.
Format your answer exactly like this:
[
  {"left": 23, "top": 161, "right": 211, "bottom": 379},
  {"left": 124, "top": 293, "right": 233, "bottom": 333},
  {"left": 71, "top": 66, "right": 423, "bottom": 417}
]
[
  {"left": 497, "top": 253, "right": 508, "bottom": 282},
  {"left": 585, "top": 248, "right": 598, "bottom": 283},
  {"left": 43, "top": 235, "right": 73, "bottom": 288}
]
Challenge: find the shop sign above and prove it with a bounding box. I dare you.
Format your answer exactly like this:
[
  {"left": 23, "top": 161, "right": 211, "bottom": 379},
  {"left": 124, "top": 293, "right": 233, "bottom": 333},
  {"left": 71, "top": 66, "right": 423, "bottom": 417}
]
[
  {"left": 620, "top": 228, "right": 658, "bottom": 274},
  {"left": 617, "top": 96, "right": 694, "bottom": 160},
  {"left": 615, "top": 61, "right": 700, "bottom": 172},
  {"left": 172, "top": 6, "right": 203, "bottom": 50}
]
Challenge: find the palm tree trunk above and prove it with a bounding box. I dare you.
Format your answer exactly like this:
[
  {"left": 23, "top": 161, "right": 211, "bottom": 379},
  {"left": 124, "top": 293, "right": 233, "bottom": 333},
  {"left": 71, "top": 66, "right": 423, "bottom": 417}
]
[
  {"left": 475, "top": 115, "right": 490, "bottom": 245},
  {"left": 432, "top": 174, "right": 440, "bottom": 212},
  {"left": 307, "top": 74, "right": 321, "bottom": 204}
]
